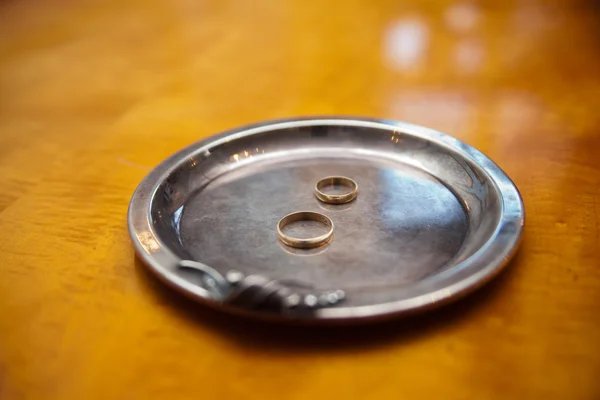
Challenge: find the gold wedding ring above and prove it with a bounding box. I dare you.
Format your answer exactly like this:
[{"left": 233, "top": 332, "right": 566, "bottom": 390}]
[
  {"left": 314, "top": 176, "right": 358, "bottom": 204},
  {"left": 277, "top": 211, "right": 334, "bottom": 249}
]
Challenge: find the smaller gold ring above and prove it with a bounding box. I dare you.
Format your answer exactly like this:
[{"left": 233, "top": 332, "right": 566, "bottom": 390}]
[
  {"left": 277, "top": 211, "right": 334, "bottom": 249},
  {"left": 314, "top": 176, "right": 358, "bottom": 204}
]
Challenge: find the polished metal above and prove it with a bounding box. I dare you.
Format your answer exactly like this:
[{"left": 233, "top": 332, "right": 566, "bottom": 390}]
[
  {"left": 178, "top": 260, "right": 345, "bottom": 315},
  {"left": 277, "top": 211, "right": 334, "bottom": 249},
  {"left": 314, "top": 176, "right": 358, "bottom": 204},
  {"left": 128, "top": 117, "right": 525, "bottom": 323}
]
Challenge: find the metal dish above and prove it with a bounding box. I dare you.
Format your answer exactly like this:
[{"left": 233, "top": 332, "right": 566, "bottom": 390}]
[{"left": 128, "top": 117, "right": 524, "bottom": 323}]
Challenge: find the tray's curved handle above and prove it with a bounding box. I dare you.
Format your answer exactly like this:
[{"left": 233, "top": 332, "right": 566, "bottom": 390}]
[{"left": 178, "top": 260, "right": 345, "bottom": 314}]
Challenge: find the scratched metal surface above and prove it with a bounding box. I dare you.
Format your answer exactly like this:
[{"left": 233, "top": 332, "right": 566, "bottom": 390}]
[{"left": 179, "top": 158, "right": 468, "bottom": 307}]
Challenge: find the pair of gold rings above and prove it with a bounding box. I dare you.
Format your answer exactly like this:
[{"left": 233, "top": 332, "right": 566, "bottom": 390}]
[{"left": 277, "top": 176, "right": 358, "bottom": 249}]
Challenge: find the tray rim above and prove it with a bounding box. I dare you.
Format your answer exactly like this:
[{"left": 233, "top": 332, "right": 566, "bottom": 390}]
[{"left": 128, "top": 116, "right": 525, "bottom": 323}]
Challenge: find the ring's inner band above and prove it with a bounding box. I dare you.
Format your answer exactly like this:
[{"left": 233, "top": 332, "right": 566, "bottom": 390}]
[
  {"left": 277, "top": 211, "right": 334, "bottom": 248},
  {"left": 280, "top": 212, "right": 332, "bottom": 229}
]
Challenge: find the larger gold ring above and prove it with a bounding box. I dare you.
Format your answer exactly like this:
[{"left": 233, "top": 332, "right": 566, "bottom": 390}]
[
  {"left": 314, "top": 176, "right": 358, "bottom": 204},
  {"left": 277, "top": 211, "right": 334, "bottom": 249}
]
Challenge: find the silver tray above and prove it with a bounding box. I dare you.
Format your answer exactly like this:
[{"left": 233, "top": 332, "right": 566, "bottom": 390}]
[{"left": 128, "top": 118, "right": 524, "bottom": 323}]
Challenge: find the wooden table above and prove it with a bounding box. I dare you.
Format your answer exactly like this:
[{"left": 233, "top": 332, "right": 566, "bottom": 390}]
[{"left": 1, "top": 1, "right": 599, "bottom": 398}]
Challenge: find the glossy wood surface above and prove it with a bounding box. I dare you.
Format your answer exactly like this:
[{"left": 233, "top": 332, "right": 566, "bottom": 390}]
[{"left": 1, "top": 0, "right": 599, "bottom": 399}]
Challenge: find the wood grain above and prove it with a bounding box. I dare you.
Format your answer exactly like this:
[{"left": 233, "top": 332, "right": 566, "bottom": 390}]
[{"left": 1, "top": 0, "right": 599, "bottom": 399}]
